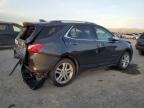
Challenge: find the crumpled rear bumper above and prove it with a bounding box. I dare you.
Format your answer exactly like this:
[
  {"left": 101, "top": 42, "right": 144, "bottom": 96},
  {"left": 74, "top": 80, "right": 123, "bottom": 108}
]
[{"left": 21, "top": 64, "right": 46, "bottom": 90}]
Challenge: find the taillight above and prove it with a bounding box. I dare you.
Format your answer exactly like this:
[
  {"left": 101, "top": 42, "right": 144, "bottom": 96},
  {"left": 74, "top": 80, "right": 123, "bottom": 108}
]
[{"left": 28, "top": 44, "right": 43, "bottom": 53}]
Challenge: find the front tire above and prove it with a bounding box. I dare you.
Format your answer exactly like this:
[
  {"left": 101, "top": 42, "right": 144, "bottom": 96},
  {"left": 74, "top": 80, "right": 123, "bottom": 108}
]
[
  {"left": 50, "top": 59, "right": 76, "bottom": 87},
  {"left": 117, "top": 52, "right": 131, "bottom": 70}
]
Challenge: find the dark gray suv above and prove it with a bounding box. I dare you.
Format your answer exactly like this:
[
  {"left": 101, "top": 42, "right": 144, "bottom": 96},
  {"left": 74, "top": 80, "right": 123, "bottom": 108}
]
[{"left": 14, "top": 20, "right": 133, "bottom": 89}]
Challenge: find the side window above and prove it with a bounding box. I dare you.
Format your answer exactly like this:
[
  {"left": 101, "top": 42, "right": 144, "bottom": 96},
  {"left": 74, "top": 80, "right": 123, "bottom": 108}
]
[
  {"left": 13, "top": 25, "right": 22, "bottom": 33},
  {"left": 47, "top": 27, "right": 60, "bottom": 36},
  {"left": 95, "top": 27, "right": 113, "bottom": 41},
  {"left": 0, "top": 24, "right": 8, "bottom": 32},
  {"left": 68, "top": 25, "right": 96, "bottom": 40}
]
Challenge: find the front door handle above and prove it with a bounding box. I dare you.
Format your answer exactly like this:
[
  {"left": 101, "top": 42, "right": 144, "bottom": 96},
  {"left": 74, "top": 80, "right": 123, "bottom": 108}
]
[
  {"left": 72, "top": 42, "right": 78, "bottom": 45},
  {"left": 96, "top": 43, "right": 104, "bottom": 48}
]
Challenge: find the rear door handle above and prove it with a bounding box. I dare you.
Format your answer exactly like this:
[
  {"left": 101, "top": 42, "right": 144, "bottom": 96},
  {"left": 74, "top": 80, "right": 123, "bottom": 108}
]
[{"left": 69, "top": 42, "right": 78, "bottom": 45}]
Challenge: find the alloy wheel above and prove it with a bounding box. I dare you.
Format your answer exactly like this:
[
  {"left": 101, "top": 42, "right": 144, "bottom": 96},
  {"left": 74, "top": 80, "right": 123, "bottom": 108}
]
[
  {"left": 55, "top": 63, "right": 74, "bottom": 84},
  {"left": 121, "top": 53, "right": 130, "bottom": 68}
]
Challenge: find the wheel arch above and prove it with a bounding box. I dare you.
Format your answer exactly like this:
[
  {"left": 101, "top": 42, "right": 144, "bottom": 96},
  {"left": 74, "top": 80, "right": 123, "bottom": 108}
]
[
  {"left": 60, "top": 54, "right": 80, "bottom": 75},
  {"left": 124, "top": 48, "right": 133, "bottom": 61}
]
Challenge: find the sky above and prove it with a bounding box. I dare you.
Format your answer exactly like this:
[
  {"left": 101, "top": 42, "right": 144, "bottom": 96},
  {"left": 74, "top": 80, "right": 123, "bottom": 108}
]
[{"left": 0, "top": 0, "right": 144, "bottom": 29}]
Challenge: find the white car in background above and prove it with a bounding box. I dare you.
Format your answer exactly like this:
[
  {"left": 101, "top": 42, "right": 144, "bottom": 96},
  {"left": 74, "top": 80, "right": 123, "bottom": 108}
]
[
  {"left": 122, "top": 33, "right": 140, "bottom": 39},
  {"left": 122, "top": 34, "right": 132, "bottom": 39},
  {"left": 131, "top": 33, "right": 141, "bottom": 39}
]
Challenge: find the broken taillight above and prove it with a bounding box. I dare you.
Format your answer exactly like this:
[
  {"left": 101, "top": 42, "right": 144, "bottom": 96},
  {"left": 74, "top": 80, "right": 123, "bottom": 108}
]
[{"left": 28, "top": 44, "right": 43, "bottom": 53}]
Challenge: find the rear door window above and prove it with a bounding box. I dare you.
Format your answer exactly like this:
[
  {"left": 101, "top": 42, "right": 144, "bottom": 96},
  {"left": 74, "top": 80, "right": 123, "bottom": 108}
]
[{"left": 68, "top": 25, "right": 96, "bottom": 40}]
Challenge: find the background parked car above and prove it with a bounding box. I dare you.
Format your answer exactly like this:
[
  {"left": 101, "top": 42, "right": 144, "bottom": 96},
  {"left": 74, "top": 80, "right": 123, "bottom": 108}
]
[
  {"left": 136, "top": 33, "right": 144, "bottom": 55},
  {"left": 0, "top": 21, "right": 22, "bottom": 48},
  {"left": 122, "top": 34, "right": 133, "bottom": 39},
  {"left": 122, "top": 33, "right": 140, "bottom": 39},
  {"left": 131, "top": 33, "right": 141, "bottom": 39}
]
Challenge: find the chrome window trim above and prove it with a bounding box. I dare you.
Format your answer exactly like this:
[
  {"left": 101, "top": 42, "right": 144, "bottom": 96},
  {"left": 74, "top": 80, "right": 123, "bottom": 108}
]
[{"left": 64, "top": 26, "right": 115, "bottom": 42}]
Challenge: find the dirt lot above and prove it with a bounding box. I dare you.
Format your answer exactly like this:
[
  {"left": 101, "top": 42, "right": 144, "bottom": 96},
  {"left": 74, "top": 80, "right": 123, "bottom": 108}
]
[{"left": 0, "top": 43, "right": 144, "bottom": 108}]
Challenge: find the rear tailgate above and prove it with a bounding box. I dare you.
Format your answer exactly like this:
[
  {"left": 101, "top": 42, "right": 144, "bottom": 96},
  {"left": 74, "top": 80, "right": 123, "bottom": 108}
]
[{"left": 14, "top": 22, "right": 43, "bottom": 60}]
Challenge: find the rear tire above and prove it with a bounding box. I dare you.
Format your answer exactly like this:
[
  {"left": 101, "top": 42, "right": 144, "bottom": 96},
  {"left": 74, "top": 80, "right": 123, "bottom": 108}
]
[
  {"left": 50, "top": 59, "right": 76, "bottom": 87},
  {"left": 117, "top": 52, "right": 131, "bottom": 70},
  {"left": 138, "top": 50, "right": 144, "bottom": 55}
]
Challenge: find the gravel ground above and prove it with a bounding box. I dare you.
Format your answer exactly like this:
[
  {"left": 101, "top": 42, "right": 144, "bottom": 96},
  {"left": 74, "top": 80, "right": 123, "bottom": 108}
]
[{"left": 0, "top": 43, "right": 144, "bottom": 108}]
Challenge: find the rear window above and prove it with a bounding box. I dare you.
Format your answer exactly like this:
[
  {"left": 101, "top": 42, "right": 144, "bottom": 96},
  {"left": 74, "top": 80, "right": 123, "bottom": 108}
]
[
  {"left": 20, "top": 26, "right": 35, "bottom": 40},
  {"left": 0, "top": 24, "right": 7, "bottom": 32},
  {"left": 37, "top": 26, "right": 64, "bottom": 39},
  {"left": 13, "top": 25, "right": 22, "bottom": 33}
]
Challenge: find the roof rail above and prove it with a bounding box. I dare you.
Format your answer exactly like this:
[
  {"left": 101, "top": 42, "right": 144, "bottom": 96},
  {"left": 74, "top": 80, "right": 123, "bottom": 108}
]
[{"left": 48, "top": 20, "right": 93, "bottom": 24}]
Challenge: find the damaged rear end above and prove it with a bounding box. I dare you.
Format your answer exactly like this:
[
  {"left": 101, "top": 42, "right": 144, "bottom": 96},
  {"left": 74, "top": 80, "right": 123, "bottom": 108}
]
[{"left": 14, "top": 22, "right": 46, "bottom": 89}]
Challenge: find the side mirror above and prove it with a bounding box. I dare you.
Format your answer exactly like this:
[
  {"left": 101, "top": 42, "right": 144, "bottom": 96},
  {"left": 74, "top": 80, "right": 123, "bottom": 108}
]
[
  {"left": 113, "top": 36, "right": 120, "bottom": 40},
  {"left": 109, "top": 36, "right": 119, "bottom": 41}
]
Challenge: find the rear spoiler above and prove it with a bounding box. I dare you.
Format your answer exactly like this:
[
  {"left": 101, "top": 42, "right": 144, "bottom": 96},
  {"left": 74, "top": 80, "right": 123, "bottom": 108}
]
[
  {"left": 23, "top": 22, "right": 36, "bottom": 27},
  {"left": 23, "top": 19, "right": 46, "bottom": 27}
]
